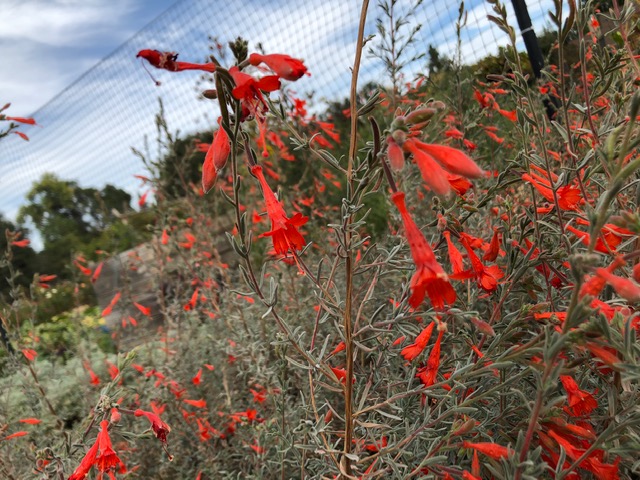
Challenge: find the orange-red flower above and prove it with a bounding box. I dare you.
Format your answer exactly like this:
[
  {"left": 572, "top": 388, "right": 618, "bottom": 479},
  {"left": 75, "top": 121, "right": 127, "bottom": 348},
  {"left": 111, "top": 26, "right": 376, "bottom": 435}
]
[
  {"left": 202, "top": 117, "right": 231, "bottom": 194},
  {"left": 101, "top": 292, "right": 121, "bottom": 317},
  {"left": 330, "top": 366, "right": 353, "bottom": 384},
  {"left": 483, "top": 228, "right": 501, "bottom": 262},
  {"left": 11, "top": 239, "right": 30, "bottom": 248},
  {"left": 1, "top": 431, "right": 28, "bottom": 441},
  {"left": 68, "top": 439, "right": 100, "bottom": 480},
  {"left": 184, "top": 398, "right": 207, "bottom": 409},
  {"left": 402, "top": 138, "right": 452, "bottom": 195},
  {"left": 443, "top": 231, "right": 469, "bottom": 276},
  {"left": 405, "top": 138, "right": 485, "bottom": 180},
  {"left": 522, "top": 172, "right": 582, "bottom": 211},
  {"left": 191, "top": 368, "right": 203, "bottom": 385},
  {"left": 18, "top": 417, "right": 41, "bottom": 425},
  {"left": 462, "top": 441, "right": 513, "bottom": 460},
  {"left": 251, "top": 165, "right": 308, "bottom": 255},
  {"left": 4, "top": 116, "right": 36, "bottom": 125},
  {"left": 560, "top": 375, "right": 597, "bottom": 416},
  {"left": 94, "top": 420, "right": 121, "bottom": 474},
  {"left": 134, "top": 409, "right": 171, "bottom": 444},
  {"left": 137, "top": 49, "right": 216, "bottom": 73},
  {"left": 248, "top": 53, "right": 308, "bottom": 81},
  {"left": 401, "top": 322, "right": 435, "bottom": 361},
  {"left": 133, "top": 302, "right": 151, "bottom": 316},
  {"left": 387, "top": 136, "right": 405, "bottom": 171},
  {"left": 392, "top": 191, "right": 456, "bottom": 310},
  {"left": 416, "top": 330, "right": 444, "bottom": 387},
  {"left": 229, "top": 66, "right": 281, "bottom": 156},
  {"left": 595, "top": 268, "right": 640, "bottom": 303},
  {"left": 459, "top": 233, "right": 503, "bottom": 292}
]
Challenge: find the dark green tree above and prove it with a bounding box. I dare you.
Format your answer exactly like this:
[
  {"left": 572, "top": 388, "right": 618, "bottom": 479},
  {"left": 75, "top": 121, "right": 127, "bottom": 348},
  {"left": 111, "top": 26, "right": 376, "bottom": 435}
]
[
  {"left": 0, "top": 214, "right": 40, "bottom": 299},
  {"left": 17, "top": 173, "right": 139, "bottom": 275}
]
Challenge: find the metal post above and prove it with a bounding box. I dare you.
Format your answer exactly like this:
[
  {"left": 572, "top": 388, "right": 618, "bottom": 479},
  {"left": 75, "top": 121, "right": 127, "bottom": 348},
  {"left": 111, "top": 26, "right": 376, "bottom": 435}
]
[
  {"left": 510, "top": 0, "right": 545, "bottom": 78},
  {"left": 510, "top": 0, "right": 556, "bottom": 118}
]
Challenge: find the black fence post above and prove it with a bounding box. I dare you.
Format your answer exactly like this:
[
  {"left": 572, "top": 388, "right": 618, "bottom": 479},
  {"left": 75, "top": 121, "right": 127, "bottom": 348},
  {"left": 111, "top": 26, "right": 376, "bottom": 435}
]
[
  {"left": 510, "top": 0, "right": 545, "bottom": 78},
  {"left": 510, "top": 0, "right": 557, "bottom": 119}
]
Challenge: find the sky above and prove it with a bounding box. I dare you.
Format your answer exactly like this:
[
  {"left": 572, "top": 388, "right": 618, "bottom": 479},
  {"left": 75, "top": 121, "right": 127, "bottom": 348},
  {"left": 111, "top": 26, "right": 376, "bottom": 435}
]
[
  {"left": 0, "top": 0, "right": 177, "bottom": 115},
  {"left": 0, "top": 0, "right": 559, "bottom": 249}
]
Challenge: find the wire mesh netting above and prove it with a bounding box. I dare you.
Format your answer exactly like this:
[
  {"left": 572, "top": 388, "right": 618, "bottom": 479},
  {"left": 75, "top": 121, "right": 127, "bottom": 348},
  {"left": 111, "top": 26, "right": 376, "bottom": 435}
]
[{"left": 0, "top": 0, "right": 556, "bottom": 242}]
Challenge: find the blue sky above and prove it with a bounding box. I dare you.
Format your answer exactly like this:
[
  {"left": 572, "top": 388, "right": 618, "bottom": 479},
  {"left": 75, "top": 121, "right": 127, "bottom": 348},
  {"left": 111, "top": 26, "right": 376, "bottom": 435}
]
[
  {"left": 0, "top": 0, "right": 176, "bottom": 115},
  {"left": 0, "top": 0, "right": 559, "bottom": 249}
]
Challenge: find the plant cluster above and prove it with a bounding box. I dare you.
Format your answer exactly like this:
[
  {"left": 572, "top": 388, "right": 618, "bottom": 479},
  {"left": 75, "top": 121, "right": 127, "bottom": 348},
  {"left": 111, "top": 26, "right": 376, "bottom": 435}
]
[{"left": 2, "top": 0, "right": 640, "bottom": 479}]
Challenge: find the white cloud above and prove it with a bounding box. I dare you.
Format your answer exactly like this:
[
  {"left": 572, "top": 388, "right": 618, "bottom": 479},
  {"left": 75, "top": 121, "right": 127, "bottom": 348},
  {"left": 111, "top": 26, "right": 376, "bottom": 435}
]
[
  {"left": 0, "top": 0, "right": 566, "bottom": 254},
  {"left": 0, "top": 0, "right": 175, "bottom": 114},
  {"left": 0, "top": 0, "right": 137, "bottom": 46}
]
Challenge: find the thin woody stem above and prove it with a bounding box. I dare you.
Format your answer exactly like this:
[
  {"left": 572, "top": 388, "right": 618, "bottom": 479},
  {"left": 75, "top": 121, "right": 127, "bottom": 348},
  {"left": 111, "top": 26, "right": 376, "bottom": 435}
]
[{"left": 342, "top": 1, "right": 369, "bottom": 477}]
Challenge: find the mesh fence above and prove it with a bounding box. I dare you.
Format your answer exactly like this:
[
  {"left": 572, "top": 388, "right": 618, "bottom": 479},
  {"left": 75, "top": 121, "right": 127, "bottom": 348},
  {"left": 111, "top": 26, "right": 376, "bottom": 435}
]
[{"left": 0, "top": 0, "right": 555, "bottom": 236}]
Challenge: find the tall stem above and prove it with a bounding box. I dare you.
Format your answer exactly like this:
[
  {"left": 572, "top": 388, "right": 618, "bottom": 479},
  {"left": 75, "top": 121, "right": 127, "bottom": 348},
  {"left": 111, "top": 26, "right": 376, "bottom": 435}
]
[{"left": 342, "top": 1, "right": 369, "bottom": 476}]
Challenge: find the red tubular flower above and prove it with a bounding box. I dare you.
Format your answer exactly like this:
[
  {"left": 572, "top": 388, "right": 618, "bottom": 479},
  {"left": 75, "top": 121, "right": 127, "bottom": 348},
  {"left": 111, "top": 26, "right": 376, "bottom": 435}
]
[
  {"left": 11, "top": 239, "right": 30, "bottom": 248},
  {"left": 5, "top": 116, "right": 36, "bottom": 125},
  {"left": 184, "top": 399, "right": 207, "bottom": 409},
  {"left": 400, "top": 321, "right": 435, "bottom": 361},
  {"left": 595, "top": 268, "right": 640, "bottom": 303},
  {"left": 407, "top": 138, "right": 486, "bottom": 179},
  {"left": 462, "top": 441, "right": 513, "bottom": 460},
  {"left": 483, "top": 228, "right": 500, "bottom": 262},
  {"left": 387, "top": 136, "right": 405, "bottom": 171},
  {"left": 18, "top": 418, "right": 41, "bottom": 425},
  {"left": 560, "top": 375, "right": 597, "bottom": 416},
  {"left": 442, "top": 231, "right": 468, "bottom": 276},
  {"left": 471, "top": 449, "right": 481, "bottom": 477},
  {"left": 251, "top": 165, "right": 308, "bottom": 255},
  {"left": 402, "top": 138, "right": 451, "bottom": 196},
  {"left": 462, "top": 471, "right": 482, "bottom": 480},
  {"left": 94, "top": 420, "right": 121, "bottom": 474},
  {"left": 202, "top": 118, "right": 231, "bottom": 194},
  {"left": 248, "top": 53, "right": 308, "bottom": 81},
  {"left": 101, "top": 292, "right": 121, "bottom": 317},
  {"left": 416, "top": 329, "right": 444, "bottom": 387},
  {"left": 91, "top": 262, "right": 103, "bottom": 284},
  {"left": 459, "top": 233, "right": 503, "bottom": 292},
  {"left": 68, "top": 440, "right": 100, "bottom": 480},
  {"left": 192, "top": 368, "right": 203, "bottom": 385},
  {"left": 22, "top": 349, "right": 37, "bottom": 361},
  {"left": 136, "top": 49, "right": 216, "bottom": 73},
  {"left": 133, "top": 302, "right": 151, "bottom": 316},
  {"left": 521, "top": 172, "right": 582, "bottom": 211},
  {"left": 330, "top": 366, "right": 354, "bottom": 384},
  {"left": 547, "top": 429, "right": 620, "bottom": 480},
  {"left": 447, "top": 173, "right": 473, "bottom": 196},
  {"left": 2, "top": 431, "right": 28, "bottom": 441},
  {"left": 229, "top": 66, "right": 280, "bottom": 156},
  {"left": 134, "top": 409, "right": 171, "bottom": 444},
  {"left": 392, "top": 191, "right": 456, "bottom": 310}
]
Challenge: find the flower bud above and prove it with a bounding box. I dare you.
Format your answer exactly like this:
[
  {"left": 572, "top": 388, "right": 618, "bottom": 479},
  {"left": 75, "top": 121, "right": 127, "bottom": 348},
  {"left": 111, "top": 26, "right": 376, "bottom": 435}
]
[
  {"left": 387, "top": 137, "right": 405, "bottom": 171},
  {"left": 405, "top": 107, "right": 437, "bottom": 124}
]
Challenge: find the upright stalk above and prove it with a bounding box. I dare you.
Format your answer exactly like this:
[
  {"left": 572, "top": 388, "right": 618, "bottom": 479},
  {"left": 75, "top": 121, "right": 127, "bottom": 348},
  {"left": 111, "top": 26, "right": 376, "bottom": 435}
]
[{"left": 342, "top": 1, "right": 369, "bottom": 476}]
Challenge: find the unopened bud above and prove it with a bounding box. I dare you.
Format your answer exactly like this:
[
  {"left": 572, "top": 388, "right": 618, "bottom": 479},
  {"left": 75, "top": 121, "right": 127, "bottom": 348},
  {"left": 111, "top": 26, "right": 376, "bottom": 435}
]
[
  {"left": 202, "top": 89, "right": 218, "bottom": 99},
  {"left": 391, "top": 129, "right": 407, "bottom": 145},
  {"left": 405, "top": 107, "right": 437, "bottom": 124},
  {"left": 470, "top": 317, "right": 496, "bottom": 336},
  {"left": 386, "top": 137, "right": 405, "bottom": 171},
  {"left": 452, "top": 418, "right": 476, "bottom": 437}
]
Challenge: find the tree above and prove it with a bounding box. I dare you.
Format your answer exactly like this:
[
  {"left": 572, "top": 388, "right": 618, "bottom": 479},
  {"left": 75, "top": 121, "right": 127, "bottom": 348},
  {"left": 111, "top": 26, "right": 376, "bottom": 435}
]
[
  {"left": 17, "top": 173, "right": 137, "bottom": 275},
  {"left": 0, "top": 214, "right": 40, "bottom": 299}
]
